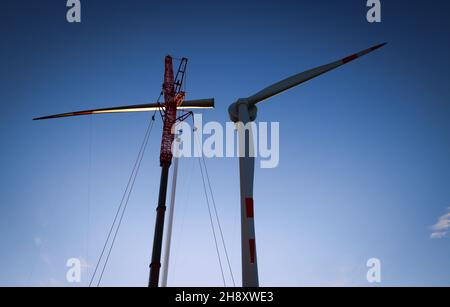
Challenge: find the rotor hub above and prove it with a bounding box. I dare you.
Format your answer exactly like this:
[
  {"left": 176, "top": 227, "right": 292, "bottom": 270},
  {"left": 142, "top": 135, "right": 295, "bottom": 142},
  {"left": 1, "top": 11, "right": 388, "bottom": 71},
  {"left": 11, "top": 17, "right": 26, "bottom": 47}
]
[{"left": 228, "top": 99, "right": 258, "bottom": 123}]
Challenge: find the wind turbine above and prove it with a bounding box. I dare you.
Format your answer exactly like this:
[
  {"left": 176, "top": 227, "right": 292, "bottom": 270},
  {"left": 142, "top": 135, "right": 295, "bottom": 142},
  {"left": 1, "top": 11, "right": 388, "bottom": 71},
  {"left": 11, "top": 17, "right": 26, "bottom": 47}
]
[
  {"left": 34, "top": 56, "right": 214, "bottom": 287},
  {"left": 228, "top": 43, "right": 387, "bottom": 287}
]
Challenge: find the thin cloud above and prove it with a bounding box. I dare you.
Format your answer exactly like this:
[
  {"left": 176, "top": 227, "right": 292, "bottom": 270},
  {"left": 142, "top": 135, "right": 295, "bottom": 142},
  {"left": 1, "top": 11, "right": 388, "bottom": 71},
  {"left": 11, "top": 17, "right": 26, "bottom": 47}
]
[
  {"left": 430, "top": 207, "right": 450, "bottom": 239},
  {"left": 430, "top": 232, "right": 447, "bottom": 239}
]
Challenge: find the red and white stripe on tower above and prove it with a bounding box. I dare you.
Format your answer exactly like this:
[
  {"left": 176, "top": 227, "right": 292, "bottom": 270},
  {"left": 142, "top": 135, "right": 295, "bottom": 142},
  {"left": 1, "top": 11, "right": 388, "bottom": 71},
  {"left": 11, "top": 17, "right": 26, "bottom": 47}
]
[{"left": 245, "top": 198, "right": 256, "bottom": 264}]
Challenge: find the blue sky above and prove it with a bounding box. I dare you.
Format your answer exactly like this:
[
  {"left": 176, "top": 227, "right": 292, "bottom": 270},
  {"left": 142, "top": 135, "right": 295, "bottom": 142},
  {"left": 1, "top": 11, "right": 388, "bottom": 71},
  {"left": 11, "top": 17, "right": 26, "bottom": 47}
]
[{"left": 1, "top": 0, "right": 450, "bottom": 286}]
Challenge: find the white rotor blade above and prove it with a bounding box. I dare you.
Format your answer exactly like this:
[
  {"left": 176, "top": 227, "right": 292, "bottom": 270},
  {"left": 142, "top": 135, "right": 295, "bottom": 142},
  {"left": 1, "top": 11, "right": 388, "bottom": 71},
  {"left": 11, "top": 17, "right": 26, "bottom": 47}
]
[
  {"left": 247, "top": 43, "right": 386, "bottom": 105},
  {"left": 33, "top": 98, "right": 214, "bottom": 120},
  {"left": 179, "top": 98, "right": 215, "bottom": 110}
]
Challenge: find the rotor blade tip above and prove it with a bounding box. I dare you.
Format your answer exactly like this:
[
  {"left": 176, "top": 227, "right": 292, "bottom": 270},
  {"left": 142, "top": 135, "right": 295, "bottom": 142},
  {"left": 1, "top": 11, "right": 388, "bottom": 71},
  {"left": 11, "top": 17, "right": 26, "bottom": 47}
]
[{"left": 371, "top": 42, "right": 387, "bottom": 51}]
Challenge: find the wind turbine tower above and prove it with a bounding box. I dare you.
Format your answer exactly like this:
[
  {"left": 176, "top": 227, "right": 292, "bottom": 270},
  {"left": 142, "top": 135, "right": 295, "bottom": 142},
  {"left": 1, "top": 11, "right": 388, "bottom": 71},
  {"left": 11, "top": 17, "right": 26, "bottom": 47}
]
[{"left": 228, "top": 43, "right": 386, "bottom": 287}]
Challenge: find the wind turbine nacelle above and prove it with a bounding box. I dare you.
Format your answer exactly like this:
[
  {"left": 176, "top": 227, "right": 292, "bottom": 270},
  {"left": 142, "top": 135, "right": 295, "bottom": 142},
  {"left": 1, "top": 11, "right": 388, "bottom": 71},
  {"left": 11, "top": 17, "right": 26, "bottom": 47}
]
[{"left": 228, "top": 99, "right": 258, "bottom": 123}]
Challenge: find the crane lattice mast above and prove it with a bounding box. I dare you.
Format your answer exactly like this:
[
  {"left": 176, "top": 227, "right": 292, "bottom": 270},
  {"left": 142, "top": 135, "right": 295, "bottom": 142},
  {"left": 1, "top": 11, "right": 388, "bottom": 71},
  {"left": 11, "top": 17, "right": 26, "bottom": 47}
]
[
  {"left": 34, "top": 55, "right": 214, "bottom": 288},
  {"left": 149, "top": 56, "right": 189, "bottom": 287}
]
